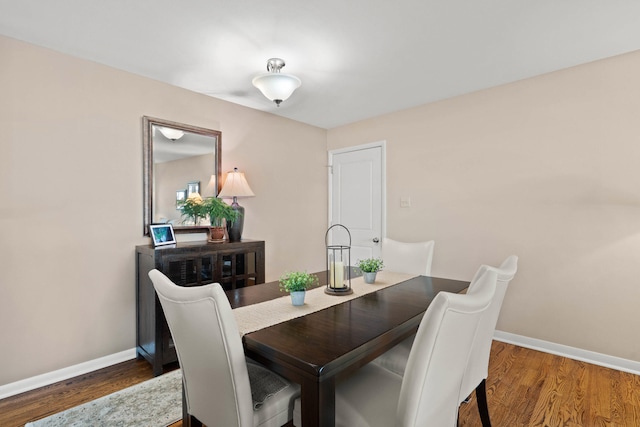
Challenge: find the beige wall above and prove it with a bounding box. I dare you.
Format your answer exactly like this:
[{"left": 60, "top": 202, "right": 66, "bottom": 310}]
[
  {"left": 328, "top": 50, "right": 640, "bottom": 361},
  {"left": 0, "top": 35, "right": 327, "bottom": 385},
  {"left": 3, "top": 31, "right": 640, "bottom": 388}
]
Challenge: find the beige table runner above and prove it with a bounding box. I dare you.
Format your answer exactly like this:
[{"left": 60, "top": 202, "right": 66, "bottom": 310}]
[{"left": 233, "top": 271, "right": 415, "bottom": 336}]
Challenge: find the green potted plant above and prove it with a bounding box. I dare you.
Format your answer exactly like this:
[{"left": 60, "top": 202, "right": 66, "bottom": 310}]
[
  {"left": 202, "top": 197, "right": 239, "bottom": 241},
  {"left": 177, "top": 192, "right": 208, "bottom": 225},
  {"left": 357, "top": 258, "right": 384, "bottom": 284},
  {"left": 279, "top": 271, "right": 319, "bottom": 306}
]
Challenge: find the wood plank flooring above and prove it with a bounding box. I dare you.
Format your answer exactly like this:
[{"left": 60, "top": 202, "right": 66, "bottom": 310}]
[
  {"left": 459, "top": 342, "right": 640, "bottom": 426},
  {"left": 2, "top": 341, "right": 639, "bottom": 427}
]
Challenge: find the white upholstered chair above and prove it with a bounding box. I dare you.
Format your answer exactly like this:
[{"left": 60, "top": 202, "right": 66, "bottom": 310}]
[
  {"left": 149, "top": 269, "right": 300, "bottom": 427},
  {"left": 294, "top": 268, "right": 498, "bottom": 427},
  {"left": 381, "top": 237, "right": 435, "bottom": 276},
  {"left": 370, "top": 238, "right": 435, "bottom": 372},
  {"left": 459, "top": 255, "right": 518, "bottom": 427},
  {"left": 370, "top": 256, "right": 518, "bottom": 427}
]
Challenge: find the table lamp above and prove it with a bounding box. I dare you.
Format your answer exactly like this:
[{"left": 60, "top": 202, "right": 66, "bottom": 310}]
[{"left": 218, "top": 167, "right": 255, "bottom": 241}]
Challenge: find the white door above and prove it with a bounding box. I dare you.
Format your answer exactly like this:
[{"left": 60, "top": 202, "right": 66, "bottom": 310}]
[{"left": 328, "top": 142, "right": 385, "bottom": 265}]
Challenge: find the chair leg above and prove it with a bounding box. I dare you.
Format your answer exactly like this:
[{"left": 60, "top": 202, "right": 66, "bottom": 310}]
[
  {"left": 182, "top": 382, "right": 203, "bottom": 427},
  {"left": 475, "top": 379, "right": 492, "bottom": 427},
  {"left": 188, "top": 415, "right": 203, "bottom": 427}
]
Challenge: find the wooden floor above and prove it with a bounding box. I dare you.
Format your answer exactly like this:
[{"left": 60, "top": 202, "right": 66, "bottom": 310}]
[{"left": 2, "top": 341, "right": 640, "bottom": 427}]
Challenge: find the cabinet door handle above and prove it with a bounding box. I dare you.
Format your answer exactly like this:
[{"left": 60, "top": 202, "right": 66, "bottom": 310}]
[{"left": 373, "top": 238, "right": 380, "bottom": 243}]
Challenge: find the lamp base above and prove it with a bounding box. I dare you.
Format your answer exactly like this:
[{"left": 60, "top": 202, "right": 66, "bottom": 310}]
[{"left": 227, "top": 203, "right": 244, "bottom": 242}]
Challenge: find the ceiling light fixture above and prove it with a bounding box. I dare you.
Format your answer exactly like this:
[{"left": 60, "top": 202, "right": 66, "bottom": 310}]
[{"left": 252, "top": 58, "right": 301, "bottom": 107}]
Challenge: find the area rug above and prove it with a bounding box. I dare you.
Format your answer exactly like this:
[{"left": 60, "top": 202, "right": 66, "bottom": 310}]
[{"left": 25, "top": 369, "right": 182, "bottom": 427}]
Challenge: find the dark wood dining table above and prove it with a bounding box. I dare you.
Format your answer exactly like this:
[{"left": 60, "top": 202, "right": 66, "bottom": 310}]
[{"left": 224, "top": 271, "right": 469, "bottom": 427}]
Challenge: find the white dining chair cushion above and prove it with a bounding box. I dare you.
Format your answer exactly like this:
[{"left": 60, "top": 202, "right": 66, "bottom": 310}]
[
  {"left": 253, "top": 385, "right": 299, "bottom": 427},
  {"left": 293, "top": 364, "right": 402, "bottom": 427},
  {"left": 370, "top": 334, "right": 415, "bottom": 376},
  {"left": 381, "top": 238, "right": 435, "bottom": 276},
  {"left": 149, "top": 269, "right": 299, "bottom": 427}
]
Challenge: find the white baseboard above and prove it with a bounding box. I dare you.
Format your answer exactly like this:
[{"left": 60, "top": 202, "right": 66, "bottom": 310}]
[
  {"left": 0, "top": 348, "right": 137, "bottom": 400},
  {"left": 4, "top": 333, "right": 640, "bottom": 401},
  {"left": 494, "top": 330, "right": 640, "bottom": 376}
]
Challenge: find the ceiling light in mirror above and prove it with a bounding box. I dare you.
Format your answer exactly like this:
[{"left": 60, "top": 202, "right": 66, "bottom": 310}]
[{"left": 158, "top": 126, "right": 185, "bottom": 141}]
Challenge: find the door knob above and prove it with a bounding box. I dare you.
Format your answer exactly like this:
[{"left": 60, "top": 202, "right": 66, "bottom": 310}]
[{"left": 373, "top": 238, "right": 380, "bottom": 243}]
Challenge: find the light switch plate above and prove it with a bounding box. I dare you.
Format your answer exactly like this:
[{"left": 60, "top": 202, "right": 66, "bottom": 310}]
[{"left": 400, "top": 197, "right": 411, "bottom": 208}]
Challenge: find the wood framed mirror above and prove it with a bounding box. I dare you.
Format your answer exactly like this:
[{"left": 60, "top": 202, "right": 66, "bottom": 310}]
[{"left": 143, "top": 116, "right": 221, "bottom": 236}]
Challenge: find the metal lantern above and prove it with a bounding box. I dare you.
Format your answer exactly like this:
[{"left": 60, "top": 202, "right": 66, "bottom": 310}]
[{"left": 325, "top": 224, "right": 353, "bottom": 295}]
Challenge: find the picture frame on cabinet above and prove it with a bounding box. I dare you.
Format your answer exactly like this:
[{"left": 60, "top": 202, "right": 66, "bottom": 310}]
[{"left": 149, "top": 224, "right": 177, "bottom": 247}]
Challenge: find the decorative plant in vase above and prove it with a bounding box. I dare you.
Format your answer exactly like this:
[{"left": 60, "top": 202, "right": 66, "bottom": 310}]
[
  {"left": 177, "top": 192, "right": 208, "bottom": 225},
  {"left": 203, "top": 197, "right": 239, "bottom": 241},
  {"left": 357, "top": 258, "right": 384, "bottom": 284},
  {"left": 279, "top": 271, "right": 319, "bottom": 306}
]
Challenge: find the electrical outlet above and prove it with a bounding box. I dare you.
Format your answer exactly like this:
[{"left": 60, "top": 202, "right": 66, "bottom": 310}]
[{"left": 400, "top": 197, "right": 411, "bottom": 208}]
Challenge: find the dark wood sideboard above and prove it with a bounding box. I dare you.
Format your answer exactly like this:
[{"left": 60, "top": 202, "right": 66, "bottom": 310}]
[{"left": 136, "top": 239, "right": 265, "bottom": 375}]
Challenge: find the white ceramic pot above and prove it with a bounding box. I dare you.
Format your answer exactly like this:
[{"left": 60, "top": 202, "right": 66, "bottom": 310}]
[
  {"left": 290, "top": 290, "right": 306, "bottom": 306},
  {"left": 363, "top": 272, "right": 377, "bottom": 284}
]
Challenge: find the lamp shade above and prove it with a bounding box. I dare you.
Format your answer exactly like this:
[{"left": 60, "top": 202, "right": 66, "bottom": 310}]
[
  {"left": 252, "top": 58, "right": 301, "bottom": 106},
  {"left": 219, "top": 168, "right": 254, "bottom": 242},
  {"left": 219, "top": 168, "right": 255, "bottom": 198},
  {"left": 252, "top": 73, "right": 301, "bottom": 105}
]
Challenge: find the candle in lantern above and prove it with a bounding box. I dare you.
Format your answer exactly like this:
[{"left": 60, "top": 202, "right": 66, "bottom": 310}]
[{"left": 329, "top": 261, "right": 345, "bottom": 288}]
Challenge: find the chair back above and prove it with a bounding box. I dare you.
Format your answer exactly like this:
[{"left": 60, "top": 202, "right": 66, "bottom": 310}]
[
  {"left": 396, "top": 268, "right": 497, "bottom": 426},
  {"left": 149, "top": 269, "right": 253, "bottom": 427},
  {"left": 459, "top": 255, "right": 518, "bottom": 401},
  {"left": 381, "top": 238, "right": 435, "bottom": 276}
]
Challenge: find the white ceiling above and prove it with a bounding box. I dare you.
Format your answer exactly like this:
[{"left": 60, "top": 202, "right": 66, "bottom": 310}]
[{"left": 2, "top": 0, "right": 640, "bottom": 129}]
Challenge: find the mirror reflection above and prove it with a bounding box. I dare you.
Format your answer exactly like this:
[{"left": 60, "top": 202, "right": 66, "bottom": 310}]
[{"left": 143, "top": 116, "right": 221, "bottom": 235}]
